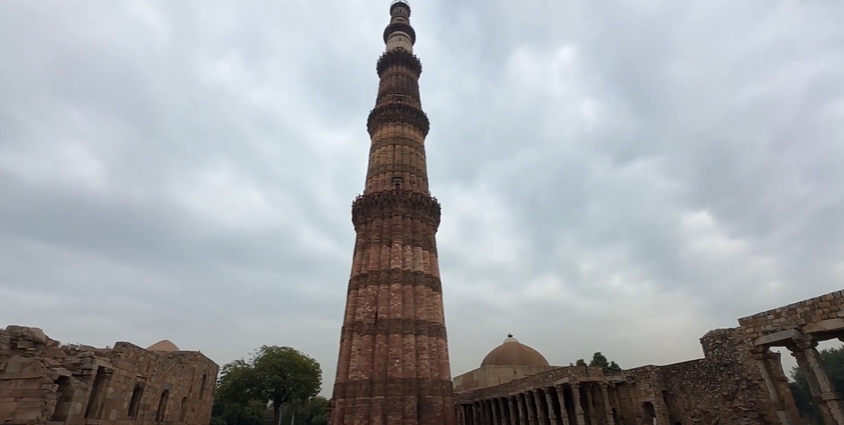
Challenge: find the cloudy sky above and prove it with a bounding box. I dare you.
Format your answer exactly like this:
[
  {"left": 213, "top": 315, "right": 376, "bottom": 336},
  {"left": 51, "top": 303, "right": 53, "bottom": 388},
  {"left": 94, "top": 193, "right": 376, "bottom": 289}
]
[{"left": 2, "top": 0, "right": 843, "bottom": 393}]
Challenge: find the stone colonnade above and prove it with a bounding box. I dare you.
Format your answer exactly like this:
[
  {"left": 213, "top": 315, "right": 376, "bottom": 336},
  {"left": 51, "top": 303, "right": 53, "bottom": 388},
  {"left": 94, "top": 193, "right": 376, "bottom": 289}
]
[
  {"left": 457, "top": 381, "right": 637, "bottom": 425},
  {"left": 754, "top": 334, "right": 844, "bottom": 425}
]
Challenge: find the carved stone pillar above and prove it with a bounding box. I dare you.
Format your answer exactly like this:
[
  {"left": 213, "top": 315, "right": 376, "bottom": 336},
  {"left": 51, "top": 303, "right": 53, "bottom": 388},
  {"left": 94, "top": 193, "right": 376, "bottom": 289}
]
[
  {"left": 555, "top": 385, "right": 570, "bottom": 425},
  {"left": 572, "top": 383, "right": 586, "bottom": 425},
  {"left": 600, "top": 383, "right": 614, "bottom": 425},
  {"left": 492, "top": 399, "right": 501, "bottom": 425},
  {"left": 751, "top": 346, "right": 795, "bottom": 425},
  {"left": 584, "top": 384, "right": 595, "bottom": 425},
  {"left": 611, "top": 385, "right": 621, "bottom": 425},
  {"left": 533, "top": 390, "right": 546, "bottom": 425},
  {"left": 518, "top": 394, "right": 527, "bottom": 425},
  {"left": 545, "top": 388, "right": 559, "bottom": 425},
  {"left": 791, "top": 337, "right": 844, "bottom": 425},
  {"left": 476, "top": 402, "right": 483, "bottom": 425},
  {"left": 493, "top": 398, "right": 501, "bottom": 425},
  {"left": 527, "top": 392, "right": 538, "bottom": 425},
  {"left": 509, "top": 397, "right": 518, "bottom": 425}
]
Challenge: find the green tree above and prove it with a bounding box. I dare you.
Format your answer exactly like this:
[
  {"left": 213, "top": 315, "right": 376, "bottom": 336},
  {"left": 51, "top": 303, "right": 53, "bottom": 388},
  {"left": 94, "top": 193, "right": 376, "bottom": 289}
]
[
  {"left": 570, "top": 353, "right": 622, "bottom": 371},
  {"left": 211, "top": 396, "right": 266, "bottom": 425},
  {"left": 215, "top": 346, "right": 322, "bottom": 425},
  {"left": 588, "top": 352, "right": 622, "bottom": 372},
  {"left": 278, "top": 396, "right": 330, "bottom": 425},
  {"left": 790, "top": 344, "right": 844, "bottom": 425}
]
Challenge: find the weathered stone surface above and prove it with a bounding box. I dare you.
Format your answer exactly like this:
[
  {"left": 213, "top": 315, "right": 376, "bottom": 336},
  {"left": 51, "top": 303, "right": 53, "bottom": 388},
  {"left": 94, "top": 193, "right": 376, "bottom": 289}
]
[
  {"left": 329, "top": 3, "right": 455, "bottom": 425},
  {"left": 0, "top": 325, "right": 218, "bottom": 425},
  {"left": 452, "top": 289, "right": 844, "bottom": 425}
]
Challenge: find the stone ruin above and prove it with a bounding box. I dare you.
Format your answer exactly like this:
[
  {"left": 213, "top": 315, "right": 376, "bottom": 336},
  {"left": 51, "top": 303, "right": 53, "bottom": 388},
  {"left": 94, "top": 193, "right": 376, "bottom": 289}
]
[
  {"left": 0, "top": 325, "right": 219, "bottom": 425},
  {"left": 453, "top": 289, "right": 844, "bottom": 425}
]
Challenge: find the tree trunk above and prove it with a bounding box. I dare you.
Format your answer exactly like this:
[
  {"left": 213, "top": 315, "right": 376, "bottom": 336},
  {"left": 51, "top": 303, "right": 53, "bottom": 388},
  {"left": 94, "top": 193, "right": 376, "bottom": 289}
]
[{"left": 273, "top": 399, "right": 283, "bottom": 425}]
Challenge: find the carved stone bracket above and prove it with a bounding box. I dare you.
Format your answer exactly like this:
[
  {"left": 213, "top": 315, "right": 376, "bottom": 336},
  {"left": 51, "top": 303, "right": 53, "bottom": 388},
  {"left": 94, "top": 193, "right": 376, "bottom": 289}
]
[
  {"left": 351, "top": 190, "right": 441, "bottom": 228},
  {"left": 377, "top": 49, "right": 423, "bottom": 77},
  {"left": 367, "top": 103, "right": 430, "bottom": 136}
]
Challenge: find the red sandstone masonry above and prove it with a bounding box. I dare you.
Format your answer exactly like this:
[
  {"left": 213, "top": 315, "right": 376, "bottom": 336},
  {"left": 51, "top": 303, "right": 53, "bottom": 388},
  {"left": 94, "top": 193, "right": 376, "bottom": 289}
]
[{"left": 331, "top": 3, "right": 453, "bottom": 425}]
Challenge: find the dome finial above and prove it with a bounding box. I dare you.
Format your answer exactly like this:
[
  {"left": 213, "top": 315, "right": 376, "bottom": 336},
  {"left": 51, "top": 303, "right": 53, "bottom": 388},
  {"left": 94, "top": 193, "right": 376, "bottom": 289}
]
[{"left": 507, "top": 333, "right": 513, "bottom": 338}]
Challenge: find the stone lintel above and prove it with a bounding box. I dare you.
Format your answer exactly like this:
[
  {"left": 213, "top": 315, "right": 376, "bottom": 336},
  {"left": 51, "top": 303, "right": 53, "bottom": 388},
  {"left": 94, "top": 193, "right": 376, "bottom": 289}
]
[
  {"left": 553, "top": 378, "right": 571, "bottom": 386},
  {"left": 754, "top": 329, "right": 803, "bottom": 346},
  {"left": 803, "top": 318, "right": 844, "bottom": 335}
]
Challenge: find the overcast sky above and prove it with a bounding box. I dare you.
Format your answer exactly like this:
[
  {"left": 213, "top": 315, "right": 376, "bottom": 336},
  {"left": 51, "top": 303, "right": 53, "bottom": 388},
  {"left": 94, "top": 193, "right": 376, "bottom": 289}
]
[{"left": 2, "top": 0, "right": 843, "bottom": 394}]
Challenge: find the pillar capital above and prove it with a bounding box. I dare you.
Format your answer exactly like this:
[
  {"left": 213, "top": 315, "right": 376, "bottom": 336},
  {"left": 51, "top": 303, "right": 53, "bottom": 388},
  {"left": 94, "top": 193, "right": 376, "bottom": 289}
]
[{"left": 785, "top": 333, "right": 817, "bottom": 351}]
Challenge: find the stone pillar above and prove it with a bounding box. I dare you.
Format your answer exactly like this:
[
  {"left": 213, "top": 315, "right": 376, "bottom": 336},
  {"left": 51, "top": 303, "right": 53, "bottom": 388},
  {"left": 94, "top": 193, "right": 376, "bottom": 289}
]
[
  {"left": 527, "top": 392, "right": 538, "bottom": 425},
  {"left": 600, "top": 383, "right": 614, "bottom": 425},
  {"left": 492, "top": 399, "right": 501, "bottom": 425},
  {"left": 555, "top": 385, "right": 570, "bottom": 425},
  {"left": 500, "top": 398, "right": 509, "bottom": 425},
  {"left": 751, "top": 346, "right": 795, "bottom": 425},
  {"left": 611, "top": 385, "right": 621, "bottom": 425},
  {"left": 545, "top": 388, "right": 559, "bottom": 425},
  {"left": 476, "top": 402, "right": 482, "bottom": 425},
  {"left": 509, "top": 397, "right": 519, "bottom": 425},
  {"left": 518, "top": 394, "right": 527, "bottom": 425},
  {"left": 791, "top": 337, "right": 844, "bottom": 425},
  {"left": 534, "top": 390, "right": 547, "bottom": 425},
  {"left": 584, "top": 384, "right": 595, "bottom": 425},
  {"left": 572, "top": 383, "right": 586, "bottom": 425}
]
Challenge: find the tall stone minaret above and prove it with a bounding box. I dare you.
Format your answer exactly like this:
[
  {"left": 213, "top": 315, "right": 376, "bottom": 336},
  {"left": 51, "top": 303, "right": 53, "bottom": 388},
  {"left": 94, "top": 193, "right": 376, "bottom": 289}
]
[{"left": 329, "top": 2, "right": 455, "bottom": 425}]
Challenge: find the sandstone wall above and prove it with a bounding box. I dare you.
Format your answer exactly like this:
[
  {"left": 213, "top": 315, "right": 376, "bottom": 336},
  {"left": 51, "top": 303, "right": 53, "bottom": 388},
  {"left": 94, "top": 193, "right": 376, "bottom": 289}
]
[
  {"left": 452, "top": 329, "right": 776, "bottom": 425},
  {"left": 738, "top": 290, "right": 844, "bottom": 337},
  {"left": 0, "top": 325, "right": 219, "bottom": 425}
]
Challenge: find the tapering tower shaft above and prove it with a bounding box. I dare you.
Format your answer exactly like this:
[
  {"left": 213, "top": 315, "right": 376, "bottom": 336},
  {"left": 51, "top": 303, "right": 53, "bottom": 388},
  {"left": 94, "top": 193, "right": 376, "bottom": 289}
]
[{"left": 330, "top": 3, "right": 454, "bottom": 425}]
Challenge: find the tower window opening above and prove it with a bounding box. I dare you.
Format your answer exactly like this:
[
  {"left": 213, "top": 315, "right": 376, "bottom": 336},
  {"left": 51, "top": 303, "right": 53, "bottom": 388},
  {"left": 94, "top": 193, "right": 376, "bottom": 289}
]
[
  {"left": 392, "top": 93, "right": 406, "bottom": 102},
  {"left": 392, "top": 177, "right": 404, "bottom": 189}
]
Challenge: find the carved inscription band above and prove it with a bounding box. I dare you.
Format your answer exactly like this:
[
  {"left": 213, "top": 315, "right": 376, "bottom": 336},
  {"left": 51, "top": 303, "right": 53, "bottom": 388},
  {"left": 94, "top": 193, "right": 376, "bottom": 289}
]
[
  {"left": 369, "top": 136, "right": 424, "bottom": 152},
  {"left": 348, "top": 271, "right": 443, "bottom": 293},
  {"left": 367, "top": 163, "right": 428, "bottom": 180},
  {"left": 341, "top": 318, "right": 446, "bottom": 339},
  {"left": 333, "top": 378, "right": 454, "bottom": 400}
]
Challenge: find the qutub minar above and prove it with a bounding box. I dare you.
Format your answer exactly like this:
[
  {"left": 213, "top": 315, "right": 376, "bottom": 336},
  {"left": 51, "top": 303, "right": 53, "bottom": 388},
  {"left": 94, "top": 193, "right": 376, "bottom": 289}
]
[{"left": 329, "top": 1, "right": 456, "bottom": 425}]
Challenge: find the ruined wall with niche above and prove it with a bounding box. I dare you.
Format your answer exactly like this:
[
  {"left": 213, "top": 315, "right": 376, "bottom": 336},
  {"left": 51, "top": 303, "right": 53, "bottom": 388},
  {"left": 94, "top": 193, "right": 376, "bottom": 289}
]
[{"left": 0, "top": 325, "right": 219, "bottom": 425}]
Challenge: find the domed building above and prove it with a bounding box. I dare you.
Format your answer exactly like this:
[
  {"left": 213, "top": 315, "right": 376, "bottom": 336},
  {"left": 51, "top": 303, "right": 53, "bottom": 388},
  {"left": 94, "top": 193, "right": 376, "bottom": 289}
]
[{"left": 453, "top": 334, "right": 556, "bottom": 393}]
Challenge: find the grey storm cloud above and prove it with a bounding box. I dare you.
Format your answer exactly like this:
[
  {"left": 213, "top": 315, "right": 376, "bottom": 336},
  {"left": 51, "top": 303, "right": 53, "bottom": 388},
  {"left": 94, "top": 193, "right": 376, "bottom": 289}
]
[{"left": 1, "top": 0, "right": 843, "bottom": 394}]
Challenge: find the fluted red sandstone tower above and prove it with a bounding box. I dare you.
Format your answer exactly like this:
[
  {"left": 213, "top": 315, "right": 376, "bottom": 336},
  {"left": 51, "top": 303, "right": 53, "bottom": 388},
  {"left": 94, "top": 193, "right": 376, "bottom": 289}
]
[{"left": 330, "top": 2, "right": 455, "bottom": 425}]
